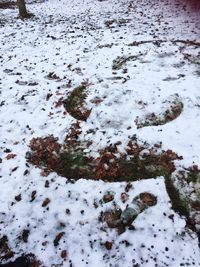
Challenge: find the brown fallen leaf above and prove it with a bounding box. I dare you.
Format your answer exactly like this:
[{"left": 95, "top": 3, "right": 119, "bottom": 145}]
[
  {"left": 54, "top": 232, "right": 65, "bottom": 247},
  {"left": 6, "top": 153, "right": 16, "bottom": 160},
  {"left": 42, "top": 198, "right": 50, "bottom": 207}
]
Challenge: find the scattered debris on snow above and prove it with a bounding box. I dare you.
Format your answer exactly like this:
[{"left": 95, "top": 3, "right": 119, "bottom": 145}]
[{"left": 0, "top": 0, "right": 200, "bottom": 266}]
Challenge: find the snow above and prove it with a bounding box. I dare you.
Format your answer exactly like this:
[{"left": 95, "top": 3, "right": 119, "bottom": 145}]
[{"left": 0, "top": 0, "right": 200, "bottom": 266}]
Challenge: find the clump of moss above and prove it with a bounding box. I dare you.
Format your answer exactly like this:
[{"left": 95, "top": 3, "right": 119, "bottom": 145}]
[{"left": 59, "top": 149, "right": 94, "bottom": 178}]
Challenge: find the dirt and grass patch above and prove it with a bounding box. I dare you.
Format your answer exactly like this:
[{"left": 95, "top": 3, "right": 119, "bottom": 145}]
[
  {"left": 135, "top": 94, "right": 184, "bottom": 128},
  {"left": 26, "top": 122, "right": 200, "bottom": 242},
  {"left": 27, "top": 128, "right": 180, "bottom": 182},
  {"left": 63, "top": 82, "right": 91, "bottom": 121}
]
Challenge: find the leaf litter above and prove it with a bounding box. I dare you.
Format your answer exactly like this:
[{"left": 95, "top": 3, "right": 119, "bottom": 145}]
[{"left": 0, "top": 0, "right": 200, "bottom": 266}]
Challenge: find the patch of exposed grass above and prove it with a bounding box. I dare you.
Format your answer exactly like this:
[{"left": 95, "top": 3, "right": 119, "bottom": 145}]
[
  {"left": 165, "top": 175, "right": 190, "bottom": 218},
  {"left": 27, "top": 130, "right": 200, "bottom": 238},
  {"left": 136, "top": 95, "right": 183, "bottom": 128},
  {"left": 63, "top": 84, "right": 91, "bottom": 121}
]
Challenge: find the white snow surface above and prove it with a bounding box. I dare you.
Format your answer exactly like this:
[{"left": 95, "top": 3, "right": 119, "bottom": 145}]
[{"left": 0, "top": 0, "right": 200, "bottom": 266}]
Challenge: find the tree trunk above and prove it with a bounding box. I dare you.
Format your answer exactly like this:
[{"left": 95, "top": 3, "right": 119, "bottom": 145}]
[{"left": 17, "top": 0, "right": 32, "bottom": 18}]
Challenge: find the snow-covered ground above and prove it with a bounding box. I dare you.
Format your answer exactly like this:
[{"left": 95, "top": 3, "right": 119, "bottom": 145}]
[{"left": 0, "top": 0, "right": 200, "bottom": 266}]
